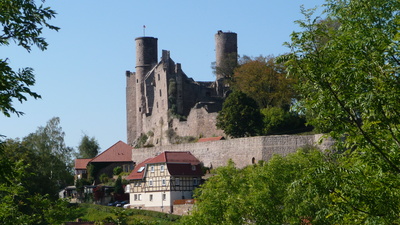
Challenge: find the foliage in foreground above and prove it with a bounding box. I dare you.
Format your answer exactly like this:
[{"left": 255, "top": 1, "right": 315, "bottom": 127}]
[
  {"left": 181, "top": 146, "right": 400, "bottom": 224},
  {"left": 0, "top": 144, "right": 78, "bottom": 224},
  {"left": 3, "top": 117, "right": 75, "bottom": 199},
  {"left": 0, "top": 0, "right": 59, "bottom": 117}
]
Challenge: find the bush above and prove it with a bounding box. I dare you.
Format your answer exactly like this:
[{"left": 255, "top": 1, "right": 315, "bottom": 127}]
[
  {"left": 113, "top": 166, "right": 122, "bottom": 175},
  {"left": 99, "top": 173, "right": 109, "bottom": 184}
]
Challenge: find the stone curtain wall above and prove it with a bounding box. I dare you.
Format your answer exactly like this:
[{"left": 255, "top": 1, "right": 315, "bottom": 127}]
[{"left": 131, "top": 134, "right": 334, "bottom": 169}]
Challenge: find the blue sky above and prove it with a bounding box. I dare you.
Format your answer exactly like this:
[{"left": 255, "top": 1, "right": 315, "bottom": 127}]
[{"left": 1, "top": 0, "right": 324, "bottom": 152}]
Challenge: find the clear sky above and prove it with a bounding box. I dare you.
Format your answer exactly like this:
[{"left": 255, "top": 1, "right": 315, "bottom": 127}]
[{"left": 0, "top": 0, "right": 324, "bottom": 153}]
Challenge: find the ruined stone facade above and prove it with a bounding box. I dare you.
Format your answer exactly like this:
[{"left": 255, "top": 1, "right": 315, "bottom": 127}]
[{"left": 126, "top": 31, "right": 237, "bottom": 146}]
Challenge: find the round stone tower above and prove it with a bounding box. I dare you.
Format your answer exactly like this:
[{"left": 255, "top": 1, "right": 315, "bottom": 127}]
[
  {"left": 215, "top": 30, "right": 237, "bottom": 81},
  {"left": 135, "top": 37, "right": 158, "bottom": 137}
]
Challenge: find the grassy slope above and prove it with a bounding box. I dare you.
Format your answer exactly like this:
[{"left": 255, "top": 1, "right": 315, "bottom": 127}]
[{"left": 74, "top": 203, "right": 180, "bottom": 225}]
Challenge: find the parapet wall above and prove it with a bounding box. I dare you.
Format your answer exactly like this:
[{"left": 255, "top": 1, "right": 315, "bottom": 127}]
[{"left": 131, "top": 134, "right": 334, "bottom": 168}]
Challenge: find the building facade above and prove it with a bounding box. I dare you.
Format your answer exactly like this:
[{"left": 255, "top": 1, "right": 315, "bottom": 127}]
[{"left": 126, "top": 151, "right": 204, "bottom": 213}]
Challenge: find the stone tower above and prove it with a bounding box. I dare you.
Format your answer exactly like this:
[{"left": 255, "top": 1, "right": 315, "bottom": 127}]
[
  {"left": 215, "top": 30, "right": 237, "bottom": 81},
  {"left": 215, "top": 31, "right": 237, "bottom": 95},
  {"left": 126, "top": 37, "right": 158, "bottom": 145},
  {"left": 126, "top": 32, "right": 236, "bottom": 147}
]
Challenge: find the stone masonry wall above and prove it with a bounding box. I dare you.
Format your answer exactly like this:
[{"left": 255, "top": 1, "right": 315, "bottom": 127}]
[
  {"left": 131, "top": 134, "right": 334, "bottom": 168},
  {"left": 172, "top": 107, "right": 224, "bottom": 139}
]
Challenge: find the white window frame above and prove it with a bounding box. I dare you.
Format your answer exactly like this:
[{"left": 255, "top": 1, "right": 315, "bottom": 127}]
[
  {"left": 138, "top": 194, "right": 142, "bottom": 201},
  {"left": 149, "top": 194, "right": 153, "bottom": 201},
  {"left": 162, "top": 178, "right": 166, "bottom": 186},
  {"left": 150, "top": 165, "right": 154, "bottom": 172},
  {"left": 134, "top": 194, "right": 137, "bottom": 201},
  {"left": 162, "top": 193, "right": 166, "bottom": 201},
  {"left": 175, "top": 178, "right": 180, "bottom": 186},
  {"left": 160, "top": 165, "right": 165, "bottom": 172},
  {"left": 149, "top": 179, "right": 153, "bottom": 186},
  {"left": 193, "top": 178, "right": 198, "bottom": 186}
]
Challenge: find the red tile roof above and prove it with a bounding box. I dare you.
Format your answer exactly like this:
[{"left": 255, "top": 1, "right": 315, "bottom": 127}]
[
  {"left": 126, "top": 152, "right": 203, "bottom": 180},
  {"left": 75, "top": 158, "right": 92, "bottom": 170},
  {"left": 147, "top": 151, "right": 200, "bottom": 165},
  {"left": 167, "top": 164, "right": 203, "bottom": 176},
  {"left": 197, "top": 136, "right": 225, "bottom": 142},
  {"left": 125, "top": 158, "right": 152, "bottom": 180},
  {"left": 90, "top": 141, "right": 132, "bottom": 163}
]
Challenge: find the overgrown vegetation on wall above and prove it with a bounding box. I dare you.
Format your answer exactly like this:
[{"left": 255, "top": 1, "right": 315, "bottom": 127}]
[{"left": 166, "top": 128, "right": 197, "bottom": 144}]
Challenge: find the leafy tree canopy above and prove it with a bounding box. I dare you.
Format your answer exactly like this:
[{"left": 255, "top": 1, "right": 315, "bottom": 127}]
[
  {"left": 78, "top": 134, "right": 100, "bottom": 158},
  {"left": 232, "top": 55, "right": 296, "bottom": 109},
  {"left": 3, "top": 117, "right": 75, "bottom": 199},
  {"left": 278, "top": 0, "right": 400, "bottom": 222},
  {"left": 216, "top": 90, "right": 263, "bottom": 138},
  {"left": 0, "top": 0, "right": 59, "bottom": 117},
  {"left": 181, "top": 147, "right": 327, "bottom": 224}
]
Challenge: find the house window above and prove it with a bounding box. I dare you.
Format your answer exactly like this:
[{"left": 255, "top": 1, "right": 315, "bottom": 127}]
[
  {"left": 175, "top": 178, "right": 180, "bottom": 186},
  {"left": 150, "top": 165, "right": 154, "bottom": 172},
  {"left": 162, "top": 179, "right": 166, "bottom": 186},
  {"left": 193, "top": 178, "right": 198, "bottom": 186},
  {"left": 159, "top": 89, "right": 162, "bottom": 97},
  {"left": 150, "top": 194, "right": 153, "bottom": 201},
  {"left": 162, "top": 193, "right": 166, "bottom": 201},
  {"left": 158, "top": 74, "right": 160, "bottom": 81},
  {"left": 138, "top": 194, "right": 142, "bottom": 201},
  {"left": 160, "top": 165, "right": 164, "bottom": 172},
  {"left": 149, "top": 179, "right": 153, "bottom": 186},
  {"left": 134, "top": 194, "right": 137, "bottom": 201},
  {"left": 192, "top": 165, "right": 196, "bottom": 171}
]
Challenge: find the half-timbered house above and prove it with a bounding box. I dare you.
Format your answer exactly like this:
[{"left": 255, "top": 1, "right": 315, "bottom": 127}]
[{"left": 126, "top": 151, "right": 204, "bottom": 213}]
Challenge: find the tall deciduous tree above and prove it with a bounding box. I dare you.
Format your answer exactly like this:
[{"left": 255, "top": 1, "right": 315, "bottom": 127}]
[
  {"left": 0, "top": 0, "right": 59, "bottom": 117},
  {"left": 22, "top": 117, "right": 74, "bottom": 199},
  {"left": 78, "top": 134, "right": 100, "bottom": 158},
  {"left": 232, "top": 56, "right": 295, "bottom": 109},
  {"left": 216, "top": 90, "right": 263, "bottom": 138},
  {"left": 280, "top": 0, "right": 400, "bottom": 222}
]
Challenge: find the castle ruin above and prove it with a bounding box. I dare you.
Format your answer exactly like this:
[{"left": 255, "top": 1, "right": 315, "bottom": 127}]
[{"left": 126, "top": 31, "right": 237, "bottom": 146}]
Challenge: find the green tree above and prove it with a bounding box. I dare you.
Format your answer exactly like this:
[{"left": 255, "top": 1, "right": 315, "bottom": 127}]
[
  {"left": 114, "top": 175, "right": 124, "bottom": 195},
  {"left": 77, "top": 134, "right": 100, "bottom": 158},
  {"left": 181, "top": 147, "right": 327, "bottom": 224},
  {"left": 216, "top": 90, "right": 263, "bottom": 138},
  {"left": 280, "top": 0, "right": 400, "bottom": 222},
  {"left": 0, "top": 145, "right": 78, "bottom": 224},
  {"left": 0, "top": 0, "right": 59, "bottom": 117},
  {"left": 113, "top": 166, "right": 123, "bottom": 176},
  {"left": 232, "top": 56, "right": 295, "bottom": 109},
  {"left": 22, "top": 117, "right": 74, "bottom": 199},
  {"left": 260, "top": 107, "right": 309, "bottom": 135}
]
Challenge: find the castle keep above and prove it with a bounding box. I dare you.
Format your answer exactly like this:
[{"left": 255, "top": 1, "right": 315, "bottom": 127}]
[{"left": 126, "top": 31, "right": 237, "bottom": 146}]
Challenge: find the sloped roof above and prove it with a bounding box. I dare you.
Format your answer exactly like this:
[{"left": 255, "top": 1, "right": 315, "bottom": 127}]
[
  {"left": 197, "top": 136, "right": 225, "bottom": 143},
  {"left": 167, "top": 164, "right": 203, "bottom": 176},
  {"left": 90, "top": 140, "right": 132, "bottom": 163},
  {"left": 75, "top": 158, "right": 92, "bottom": 170},
  {"left": 126, "top": 152, "right": 203, "bottom": 180},
  {"left": 147, "top": 151, "right": 200, "bottom": 165},
  {"left": 125, "top": 158, "right": 152, "bottom": 180}
]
